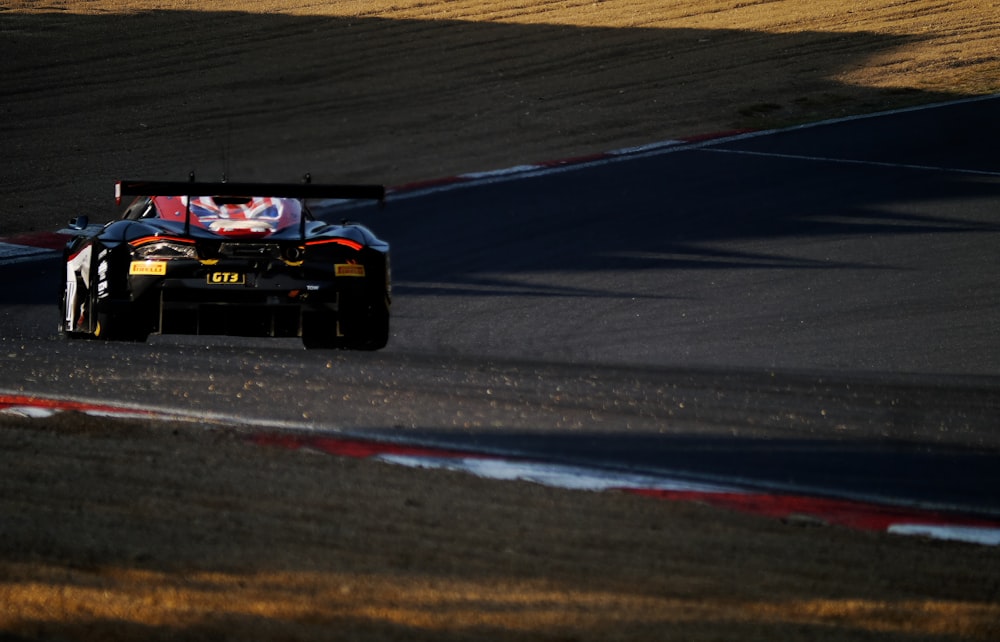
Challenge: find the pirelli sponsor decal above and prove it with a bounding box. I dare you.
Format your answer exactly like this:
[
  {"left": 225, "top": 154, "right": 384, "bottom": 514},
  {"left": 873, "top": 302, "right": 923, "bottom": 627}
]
[
  {"left": 129, "top": 260, "right": 167, "bottom": 276},
  {"left": 335, "top": 263, "right": 366, "bottom": 277}
]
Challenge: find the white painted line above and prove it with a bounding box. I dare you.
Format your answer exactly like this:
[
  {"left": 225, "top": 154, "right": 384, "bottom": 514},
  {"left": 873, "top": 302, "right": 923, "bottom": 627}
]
[
  {"left": 888, "top": 524, "right": 1000, "bottom": 546},
  {"left": 390, "top": 92, "right": 1000, "bottom": 201},
  {"left": 704, "top": 148, "right": 1000, "bottom": 177},
  {"left": 460, "top": 165, "right": 547, "bottom": 179},
  {"left": 700, "top": 92, "right": 1000, "bottom": 148},
  {"left": 380, "top": 454, "right": 739, "bottom": 493},
  {"left": 608, "top": 140, "right": 685, "bottom": 155},
  {"left": 1, "top": 406, "right": 59, "bottom": 419}
]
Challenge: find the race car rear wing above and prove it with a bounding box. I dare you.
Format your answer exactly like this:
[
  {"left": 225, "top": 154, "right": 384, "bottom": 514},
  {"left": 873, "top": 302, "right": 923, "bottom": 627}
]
[
  {"left": 115, "top": 177, "right": 386, "bottom": 238},
  {"left": 115, "top": 179, "right": 385, "bottom": 205}
]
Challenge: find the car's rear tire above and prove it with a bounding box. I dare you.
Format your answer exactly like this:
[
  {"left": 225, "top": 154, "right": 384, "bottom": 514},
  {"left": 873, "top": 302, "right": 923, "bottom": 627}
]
[
  {"left": 92, "top": 307, "right": 150, "bottom": 343},
  {"left": 349, "top": 295, "right": 390, "bottom": 351}
]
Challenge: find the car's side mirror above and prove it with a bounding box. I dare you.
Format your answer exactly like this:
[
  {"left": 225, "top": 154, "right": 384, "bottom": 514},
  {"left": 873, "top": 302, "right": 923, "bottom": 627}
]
[{"left": 68, "top": 216, "right": 89, "bottom": 230}]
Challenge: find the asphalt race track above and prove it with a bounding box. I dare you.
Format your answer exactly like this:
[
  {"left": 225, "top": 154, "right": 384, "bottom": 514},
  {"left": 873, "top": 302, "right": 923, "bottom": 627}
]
[{"left": 2, "top": 97, "right": 999, "bottom": 521}]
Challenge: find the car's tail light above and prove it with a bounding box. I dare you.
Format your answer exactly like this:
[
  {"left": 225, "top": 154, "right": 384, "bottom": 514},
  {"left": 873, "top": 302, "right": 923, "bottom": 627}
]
[
  {"left": 130, "top": 236, "right": 199, "bottom": 259},
  {"left": 304, "top": 238, "right": 363, "bottom": 251}
]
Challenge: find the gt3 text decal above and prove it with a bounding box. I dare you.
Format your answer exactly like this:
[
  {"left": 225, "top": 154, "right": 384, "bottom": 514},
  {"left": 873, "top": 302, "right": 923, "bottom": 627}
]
[{"left": 207, "top": 271, "right": 245, "bottom": 284}]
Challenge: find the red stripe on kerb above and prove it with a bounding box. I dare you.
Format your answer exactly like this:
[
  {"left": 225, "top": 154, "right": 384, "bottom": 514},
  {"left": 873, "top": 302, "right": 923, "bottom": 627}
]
[
  {"left": 252, "top": 432, "right": 1000, "bottom": 538},
  {"left": 0, "top": 394, "right": 155, "bottom": 416},
  {"left": 249, "top": 433, "right": 481, "bottom": 460},
  {"left": 0, "top": 232, "right": 66, "bottom": 250},
  {"left": 0, "top": 394, "right": 98, "bottom": 412},
  {"left": 624, "top": 488, "right": 1000, "bottom": 532},
  {"left": 680, "top": 129, "right": 755, "bottom": 143},
  {"left": 392, "top": 176, "right": 468, "bottom": 192}
]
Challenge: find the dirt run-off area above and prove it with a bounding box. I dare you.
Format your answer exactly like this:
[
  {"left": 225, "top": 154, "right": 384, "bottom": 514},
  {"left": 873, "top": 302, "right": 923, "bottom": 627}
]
[{"left": 2, "top": 1, "right": 1000, "bottom": 640}]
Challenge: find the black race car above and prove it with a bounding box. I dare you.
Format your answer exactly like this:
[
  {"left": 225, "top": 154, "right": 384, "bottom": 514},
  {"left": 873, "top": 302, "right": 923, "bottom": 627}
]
[{"left": 61, "top": 177, "right": 390, "bottom": 349}]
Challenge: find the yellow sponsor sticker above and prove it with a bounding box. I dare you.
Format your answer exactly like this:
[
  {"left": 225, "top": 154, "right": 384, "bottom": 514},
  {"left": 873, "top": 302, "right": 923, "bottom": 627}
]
[
  {"left": 335, "top": 263, "right": 366, "bottom": 277},
  {"left": 129, "top": 261, "right": 167, "bottom": 276}
]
